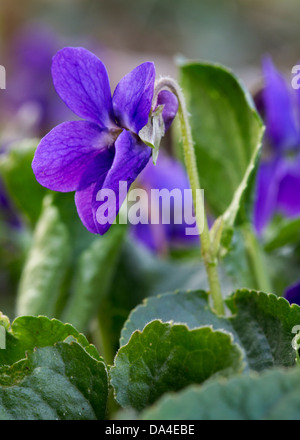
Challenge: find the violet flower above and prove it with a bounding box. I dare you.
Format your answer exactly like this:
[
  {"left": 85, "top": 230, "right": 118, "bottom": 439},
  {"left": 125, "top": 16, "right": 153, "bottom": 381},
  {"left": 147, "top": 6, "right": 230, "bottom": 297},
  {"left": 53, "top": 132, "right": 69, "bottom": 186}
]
[
  {"left": 0, "top": 178, "right": 21, "bottom": 229},
  {"left": 254, "top": 56, "right": 300, "bottom": 234},
  {"left": 131, "top": 152, "right": 198, "bottom": 254},
  {"left": 3, "top": 26, "right": 73, "bottom": 137},
  {"left": 32, "top": 47, "right": 177, "bottom": 234},
  {"left": 285, "top": 279, "right": 300, "bottom": 306}
]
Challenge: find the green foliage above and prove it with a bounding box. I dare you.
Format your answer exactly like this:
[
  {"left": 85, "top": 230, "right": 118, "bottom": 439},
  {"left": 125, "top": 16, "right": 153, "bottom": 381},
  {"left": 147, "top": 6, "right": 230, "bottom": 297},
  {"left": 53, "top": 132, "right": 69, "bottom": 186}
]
[
  {"left": 0, "top": 140, "right": 47, "bottom": 225},
  {"left": 61, "top": 225, "right": 126, "bottom": 333},
  {"left": 121, "top": 289, "right": 300, "bottom": 371},
  {"left": 0, "top": 344, "right": 107, "bottom": 420},
  {"left": 0, "top": 314, "right": 102, "bottom": 366},
  {"left": 142, "top": 367, "right": 300, "bottom": 420},
  {"left": 226, "top": 289, "right": 300, "bottom": 370},
  {"left": 264, "top": 216, "right": 300, "bottom": 252},
  {"left": 180, "top": 62, "right": 263, "bottom": 224},
  {"left": 0, "top": 315, "right": 108, "bottom": 420},
  {"left": 179, "top": 62, "right": 264, "bottom": 260},
  {"left": 16, "top": 196, "right": 70, "bottom": 317},
  {"left": 1, "top": 57, "right": 300, "bottom": 421}
]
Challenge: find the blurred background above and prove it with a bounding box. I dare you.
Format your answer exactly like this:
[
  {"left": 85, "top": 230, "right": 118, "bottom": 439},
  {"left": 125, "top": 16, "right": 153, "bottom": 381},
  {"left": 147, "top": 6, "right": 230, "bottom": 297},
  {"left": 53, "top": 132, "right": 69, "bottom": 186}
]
[
  {"left": 2, "top": 0, "right": 300, "bottom": 87},
  {"left": 1, "top": 0, "right": 300, "bottom": 152},
  {"left": 1, "top": 0, "right": 300, "bottom": 344}
]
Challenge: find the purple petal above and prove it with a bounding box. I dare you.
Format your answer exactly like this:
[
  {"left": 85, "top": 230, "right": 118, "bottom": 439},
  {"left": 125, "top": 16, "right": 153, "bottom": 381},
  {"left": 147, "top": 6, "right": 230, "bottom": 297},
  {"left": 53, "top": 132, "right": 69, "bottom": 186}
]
[
  {"left": 75, "top": 148, "right": 115, "bottom": 234},
  {"left": 133, "top": 153, "right": 199, "bottom": 252},
  {"left": 139, "top": 152, "right": 190, "bottom": 192},
  {"left": 156, "top": 90, "right": 178, "bottom": 132},
  {"left": 112, "top": 62, "right": 155, "bottom": 133},
  {"left": 52, "top": 47, "right": 115, "bottom": 128},
  {"left": 94, "top": 130, "right": 152, "bottom": 234},
  {"left": 262, "top": 56, "right": 299, "bottom": 151},
  {"left": 32, "top": 120, "right": 115, "bottom": 192},
  {"left": 277, "top": 155, "right": 300, "bottom": 217},
  {"left": 253, "top": 158, "right": 282, "bottom": 235},
  {"left": 77, "top": 147, "right": 115, "bottom": 191},
  {"left": 75, "top": 183, "right": 98, "bottom": 234},
  {"left": 285, "top": 279, "right": 300, "bottom": 306}
]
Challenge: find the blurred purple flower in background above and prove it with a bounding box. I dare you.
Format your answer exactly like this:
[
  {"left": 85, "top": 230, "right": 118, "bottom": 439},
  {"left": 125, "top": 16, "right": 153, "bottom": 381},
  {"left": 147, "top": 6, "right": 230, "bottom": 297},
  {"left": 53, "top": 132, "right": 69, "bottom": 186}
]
[
  {"left": 0, "top": 179, "right": 21, "bottom": 229},
  {"left": 131, "top": 152, "right": 198, "bottom": 254},
  {"left": 285, "top": 279, "right": 300, "bottom": 306},
  {"left": 32, "top": 47, "right": 178, "bottom": 235},
  {"left": 254, "top": 57, "right": 300, "bottom": 305},
  {"left": 254, "top": 56, "right": 300, "bottom": 234},
  {"left": 0, "top": 25, "right": 73, "bottom": 229},
  {"left": 2, "top": 25, "right": 73, "bottom": 139}
]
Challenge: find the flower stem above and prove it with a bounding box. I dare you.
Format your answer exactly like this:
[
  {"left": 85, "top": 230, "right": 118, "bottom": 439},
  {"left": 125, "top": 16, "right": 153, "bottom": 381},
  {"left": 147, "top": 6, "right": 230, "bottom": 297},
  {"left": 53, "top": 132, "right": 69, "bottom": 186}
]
[
  {"left": 242, "top": 225, "right": 272, "bottom": 293},
  {"left": 154, "top": 78, "right": 225, "bottom": 315}
]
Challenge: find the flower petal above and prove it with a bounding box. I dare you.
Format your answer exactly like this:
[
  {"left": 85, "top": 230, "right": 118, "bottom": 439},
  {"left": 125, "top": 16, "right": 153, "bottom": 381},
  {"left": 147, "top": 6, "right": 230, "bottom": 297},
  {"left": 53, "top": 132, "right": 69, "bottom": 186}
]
[
  {"left": 52, "top": 47, "right": 115, "bottom": 127},
  {"left": 77, "top": 147, "right": 115, "bottom": 191},
  {"left": 262, "top": 56, "right": 299, "bottom": 151},
  {"left": 156, "top": 90, "right": 178, "bottom": 132},
  {"left": 112, "top": 62, "right": 155, "bottom": 133},
  {"left": 32, "top": 120, "right": 115, "bottom": 192},
  {"left": 94, "top": 130, "right": 152, "bottom": 234},
  {"left": 253, "top": 158, "right": 282, "bottom": 235},
  {"left": 133, "top": 153, "right": 198, "bottom": 252},
  {"left": 285, "top": 279, "right": 300, "bottom": 306},
  {"left": 75, "top": 183, "right": 98, "bottom": 234},
  {"left": 75, "top": 148, "right": 115, "bottom": 233}
]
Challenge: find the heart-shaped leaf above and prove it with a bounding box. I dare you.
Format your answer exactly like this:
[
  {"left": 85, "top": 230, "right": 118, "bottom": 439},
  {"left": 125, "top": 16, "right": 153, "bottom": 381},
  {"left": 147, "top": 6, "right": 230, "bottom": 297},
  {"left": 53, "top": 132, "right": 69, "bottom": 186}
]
[
  {"left": 111, "top": 320, "right": 244, "bottom": 411},
  {"left": 120, "top": 289, "right": 300, "bottom": 371},
  {"left": 142, "top": 367, "right": 300, "bottom": 420}
]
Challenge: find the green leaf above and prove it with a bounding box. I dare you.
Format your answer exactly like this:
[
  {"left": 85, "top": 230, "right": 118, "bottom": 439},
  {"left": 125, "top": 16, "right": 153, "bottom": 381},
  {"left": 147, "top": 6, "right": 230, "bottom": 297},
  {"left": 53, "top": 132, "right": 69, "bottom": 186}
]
[
  {"left": 226, "top": 289, "right": 300, "bottom": 370},
  {"left": 120, "top": 290, "right": 237, "bottom": 347},
  {"left": 142, "top": 367, "right": 300, "bottom": 420},
  {"left": 264, "top": 250, "right": 300, "bottom": 297},
  {"left": 0, "top": 314, "right": 102, "bottom": 366},
  {"left": 222, "top": 226, "right": 257, "bottom": 289},
  {"left": 16, "top": 196, "right": 70, "bottom": 317},
  {"left": 264, "top": 216, "right": 300, "bottom": 252},
  {"left": 223, "top": 224, "right": 272, "bottom": 293},
  {"left": 179, "top": 62, "right": 264, "bottom": 250},
  {"left": 110, "top": 320, "right": 244, "bottom": 411},
  {"left": 99, "top": 239, "right": 235, "bottom": 357},
  {"left": 120, "top": 289, "right": 300, "bottom": 371},
  {"left": 0, "top": 343, "right": 108, "bottom": 420},
  {"left": 0, "top": 139, "right": 46, "bottom": 225},
  {"left": 0, "top": 314, "right": 108, "bottom": 419},
  {"left": 61, "top": 225, "right": 126, "bottom": 332}
]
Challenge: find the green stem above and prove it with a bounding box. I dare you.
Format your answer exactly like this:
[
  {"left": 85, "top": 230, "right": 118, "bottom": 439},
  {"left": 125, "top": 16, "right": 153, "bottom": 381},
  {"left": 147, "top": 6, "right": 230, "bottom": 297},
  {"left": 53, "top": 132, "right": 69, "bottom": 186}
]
[
  {"left": 242, "top": 225, "right": 272, "bottom": 293},
  {"left": 154, "top": 78, "right": 225, "bottom": 315},
  {"left": 91, "top": 308, "right": 115, "bottom": 365}
]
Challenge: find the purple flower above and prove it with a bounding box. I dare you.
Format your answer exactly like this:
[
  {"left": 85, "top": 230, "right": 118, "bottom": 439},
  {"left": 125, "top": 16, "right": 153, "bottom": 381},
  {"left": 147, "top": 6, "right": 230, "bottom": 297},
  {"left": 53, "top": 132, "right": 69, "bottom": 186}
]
[
  {"left": 285, "top": 279, "right": 300, "bottom": 306},
  {"left": 0, "top": 178, "right": 21, "bottom": 229},
  {"left": 254, "top": 56, "right": 300, "bottom": 234},
  {"left": 32, "top": 47, "right": 177, "bottom": 234},
  {"left": 131, "top": 152, "right": 198, "bottom": 254},
  {"left": 3, "top": 25, "right": 73, "bottom": 137}
]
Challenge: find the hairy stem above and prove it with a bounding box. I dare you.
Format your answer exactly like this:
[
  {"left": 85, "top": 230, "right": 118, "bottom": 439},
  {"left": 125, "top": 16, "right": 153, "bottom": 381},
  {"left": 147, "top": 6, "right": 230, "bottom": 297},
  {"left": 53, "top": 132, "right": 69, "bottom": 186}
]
[{"left": 154, "top": 78, "right": 225, "bottom": 315}]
